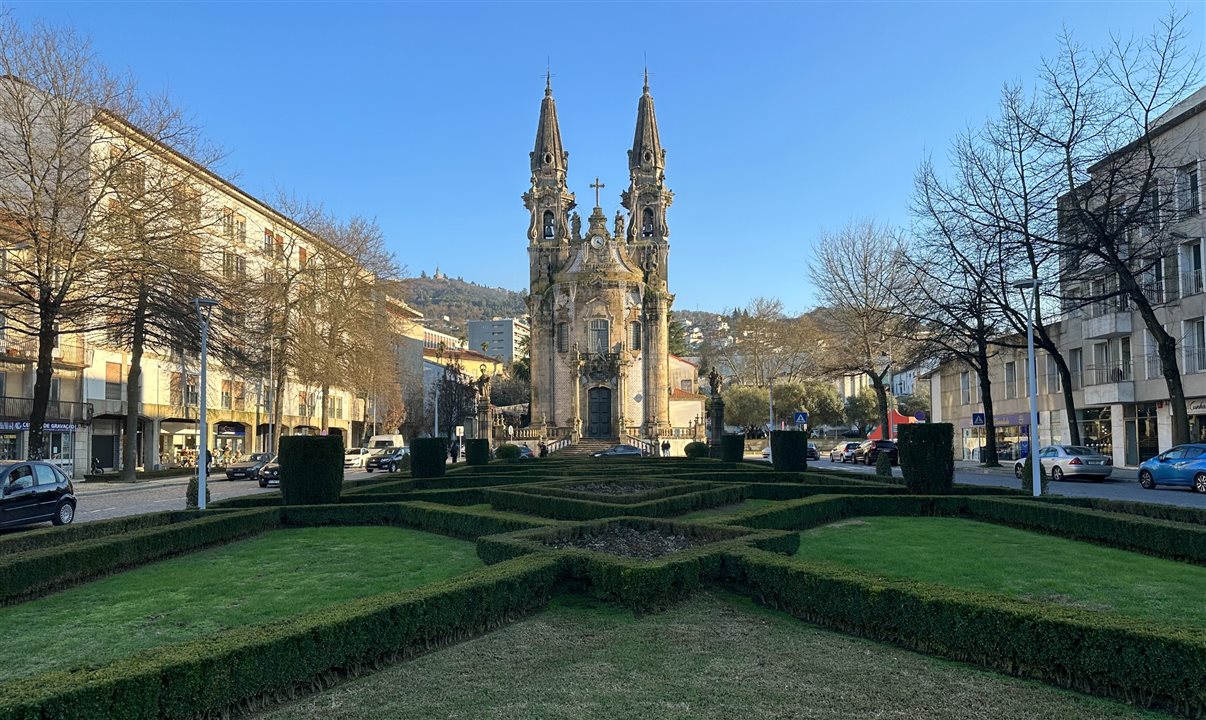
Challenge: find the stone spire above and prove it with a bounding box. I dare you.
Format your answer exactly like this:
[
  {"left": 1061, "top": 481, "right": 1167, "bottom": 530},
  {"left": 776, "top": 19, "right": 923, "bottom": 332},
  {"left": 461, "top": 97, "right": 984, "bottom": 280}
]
[
  {"left": 531, "top": 71, "right": 568, "bottom": 179},
  {"left": 628, "top": 70, "right": 663, "bottom": 174}
]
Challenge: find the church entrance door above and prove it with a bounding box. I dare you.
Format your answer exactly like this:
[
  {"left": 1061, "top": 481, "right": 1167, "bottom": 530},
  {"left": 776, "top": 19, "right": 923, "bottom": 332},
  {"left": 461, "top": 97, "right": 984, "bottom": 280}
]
[{"left": 587, "top": 387, "right": 612, "bottom": 438}]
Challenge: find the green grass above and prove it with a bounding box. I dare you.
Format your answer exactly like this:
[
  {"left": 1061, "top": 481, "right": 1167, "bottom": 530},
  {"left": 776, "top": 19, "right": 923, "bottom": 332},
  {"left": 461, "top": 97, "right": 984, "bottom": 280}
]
[
  {"left": 0, "top": 526, "right": 481, "bottom": 683},
  {"left": 675, "top": 498, "right": 777, "bottom": 521},
  {"left": 797, "top": 516, "right": 1206, "bottom": 627},
  {"left": 253, "top": 592, "right": 1169, "bottom": 720}
]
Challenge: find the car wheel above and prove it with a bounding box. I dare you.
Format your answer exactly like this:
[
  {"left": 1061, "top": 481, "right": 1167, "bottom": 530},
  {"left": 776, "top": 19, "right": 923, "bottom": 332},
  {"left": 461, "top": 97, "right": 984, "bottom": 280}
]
[
  {"left": 1195, "top": 473, "right": 1206, "bottom": 494},
  {"left": 1051, "top": 466, "right": 1064, "bottom": 482},
  {"left": 52, "top": 501, "right": 74, "bottom": 526},
  {"left": 1139, "top": 470, "right": 1155, "bottom": 490},
  {"left": 1014, "top": 464, "right": 1023, "bottom": 479},
  {"left": 258, "top": 479, "right": 267, "bottom": 488},
  {"left": 389, "top": 462, "right": 397, "bottom": 473}
]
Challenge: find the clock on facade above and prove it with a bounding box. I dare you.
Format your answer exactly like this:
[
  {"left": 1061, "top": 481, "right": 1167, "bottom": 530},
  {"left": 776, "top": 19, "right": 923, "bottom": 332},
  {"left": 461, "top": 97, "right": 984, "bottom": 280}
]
[{"left": 589, "top": 235, "right": 605, "bottom": 249}]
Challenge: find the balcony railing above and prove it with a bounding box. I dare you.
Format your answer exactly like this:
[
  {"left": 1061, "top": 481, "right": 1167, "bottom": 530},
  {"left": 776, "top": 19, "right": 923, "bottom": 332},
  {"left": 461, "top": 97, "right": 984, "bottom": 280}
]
[
  {"left": 0, "top": 396, "right": 93, "bottom": 424},
  {"left": 1181, "top": 269, "right": 1204, "bottom": 297},
  {"left": 0, "top": 336, "right": 87, "bottom": 366},
  {"left": 1083, "top": 361, "right": 1134, "bottom": 386},
  {"left": 1185, "top": 347, "right": 1206, "bottom": 374}
]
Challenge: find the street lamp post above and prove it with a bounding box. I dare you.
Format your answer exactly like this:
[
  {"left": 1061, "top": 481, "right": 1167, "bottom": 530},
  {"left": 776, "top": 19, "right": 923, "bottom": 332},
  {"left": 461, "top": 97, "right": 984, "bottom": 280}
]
[
  {"left": 192, "top": 298, "right": 218, "bottom": 510},
  {"left": 1012, "top": 277, "right": 1042, "bottom": 497},
  {"left": 767, "top": 374, "right": 779, "bottom": 464}
]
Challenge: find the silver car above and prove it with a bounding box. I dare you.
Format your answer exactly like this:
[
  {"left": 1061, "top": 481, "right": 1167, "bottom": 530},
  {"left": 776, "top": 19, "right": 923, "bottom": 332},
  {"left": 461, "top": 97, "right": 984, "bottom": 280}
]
[
  {"left": 830, "top": 442, "right": 862, "bottom": 463},
  {"left": 1013, "top": 445, "right": 1113, "bottom": 482}
]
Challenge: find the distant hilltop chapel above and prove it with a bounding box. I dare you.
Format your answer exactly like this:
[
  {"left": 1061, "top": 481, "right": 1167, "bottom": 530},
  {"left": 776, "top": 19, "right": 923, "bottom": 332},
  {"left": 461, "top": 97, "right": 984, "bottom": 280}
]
[{"left": 525, "top": 72, "right": 700, "bottom": 444}]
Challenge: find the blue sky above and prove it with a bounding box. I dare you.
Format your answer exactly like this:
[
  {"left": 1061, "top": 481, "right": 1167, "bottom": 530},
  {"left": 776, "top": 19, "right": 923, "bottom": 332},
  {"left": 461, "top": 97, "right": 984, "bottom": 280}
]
[{"left": 11, "top": 1, "right": 1203, "bottom": 314}]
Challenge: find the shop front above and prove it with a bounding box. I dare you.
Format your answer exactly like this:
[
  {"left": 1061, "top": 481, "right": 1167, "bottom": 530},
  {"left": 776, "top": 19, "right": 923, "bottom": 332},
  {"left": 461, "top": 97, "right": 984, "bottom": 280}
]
[
  {"left": 959, "top": 413, "right": 1033, "bottom": 461},
  {"left": 214, "top": 422, "right": 247, "bottom": 464},
  {"left": 1124, "top": 402, "right": 1160, "bottom": 466},
  {"left": 1189, "top": 399, "right": 1206, "bottom": 444},
  {"left": 1076, "top": 407, "right": 1113, "bottom": 458},
  {"left": 0, "top": 420, "right": 79, "bottom": 475}
]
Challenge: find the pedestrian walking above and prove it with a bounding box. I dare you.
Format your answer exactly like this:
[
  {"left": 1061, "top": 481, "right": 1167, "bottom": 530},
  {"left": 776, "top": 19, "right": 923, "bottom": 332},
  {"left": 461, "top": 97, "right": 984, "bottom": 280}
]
[
  {"left": 661, "top": 440, "right": 671, "bottom": 458},
  {"left": 449, "top": 441, "right": 460, "bottom": 464},
  {"left": 538, "top": 441, "right": 548, "bottom": 458}
]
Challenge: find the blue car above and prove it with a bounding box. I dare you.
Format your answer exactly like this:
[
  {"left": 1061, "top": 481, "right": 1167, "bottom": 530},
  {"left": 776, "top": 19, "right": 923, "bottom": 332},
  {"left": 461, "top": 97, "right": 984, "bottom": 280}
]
[{"left": 1137, "top": 444, "right": 1206, "bottom": 493}]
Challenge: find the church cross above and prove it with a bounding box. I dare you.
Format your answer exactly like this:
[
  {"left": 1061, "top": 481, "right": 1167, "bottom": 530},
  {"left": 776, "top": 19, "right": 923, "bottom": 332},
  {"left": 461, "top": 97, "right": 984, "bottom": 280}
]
[{"left": 590, "top": 177, "right": 605, "bottom": 207}]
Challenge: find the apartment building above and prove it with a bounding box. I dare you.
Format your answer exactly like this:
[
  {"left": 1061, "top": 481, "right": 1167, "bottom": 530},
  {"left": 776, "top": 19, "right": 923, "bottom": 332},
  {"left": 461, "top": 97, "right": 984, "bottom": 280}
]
[
  {"left": 931, "top": 85, "right": 1206, "bottom": 467},
  {"left": 466, "top": 317, "right": 530, "bottom": 364}
]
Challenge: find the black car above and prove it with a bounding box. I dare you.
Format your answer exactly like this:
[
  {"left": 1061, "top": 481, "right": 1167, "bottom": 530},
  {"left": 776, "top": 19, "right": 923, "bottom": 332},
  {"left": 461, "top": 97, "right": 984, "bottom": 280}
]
[
  {"left": 365, "top": 447, "right": 409, "bottom": 473},
  {"left": 590, "top": 444, "right": 646, "bottom": 458},
  {"left": 806, "top": 443, "right": 819, "bottom": 461},
  {"left": 225, "top": 453, "right": 273, "bottom": 481},
  {"left": 257, "top": 457, "right": 280, "bottom": 488},
  {"left": 1, "top": 461, "right": 76, "bottom": 528},
  {"left": 852, "top": 440, "right": 898, "bottom": 466}
]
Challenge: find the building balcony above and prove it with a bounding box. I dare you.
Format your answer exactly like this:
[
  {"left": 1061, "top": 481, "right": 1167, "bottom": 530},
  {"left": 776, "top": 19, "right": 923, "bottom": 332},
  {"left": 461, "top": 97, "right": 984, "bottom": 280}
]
[
  {"left": 0, "top": 336, "right": 90, "bottom": 367},
  {"left": 1082, "top": 361, "right": 1135, "bottom": 406},
  {"left": 0, "top": 396, "right": 93, "bottom": 425},
  {"left": 1082, "top": 309, "right": 1132, "bottom": 339}
]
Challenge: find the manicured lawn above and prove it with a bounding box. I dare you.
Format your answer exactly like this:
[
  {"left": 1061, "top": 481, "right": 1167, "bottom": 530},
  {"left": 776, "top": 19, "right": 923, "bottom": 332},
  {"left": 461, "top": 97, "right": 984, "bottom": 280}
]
[
  {"left": 676, "top": 498, "right": 777, "bottom": 521},
  {"left": 0, "top": 526, "right": 481, "bottom": 683},
  {"left": 796, "top": 516, "right": 1206, "bottom": 627},
  {"left": 254, "top": 592, "right": 1168, "bottom": 720}
]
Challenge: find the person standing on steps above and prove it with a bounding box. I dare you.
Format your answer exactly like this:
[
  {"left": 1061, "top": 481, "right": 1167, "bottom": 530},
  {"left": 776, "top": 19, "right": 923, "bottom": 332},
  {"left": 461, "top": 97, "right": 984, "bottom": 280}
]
[{"left": 661, "top": 440, "right": 671, "bottom": 457}]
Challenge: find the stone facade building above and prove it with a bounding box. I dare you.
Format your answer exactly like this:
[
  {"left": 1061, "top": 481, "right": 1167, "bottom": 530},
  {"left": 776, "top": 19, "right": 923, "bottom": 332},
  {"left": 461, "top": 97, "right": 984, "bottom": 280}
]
[{"left": 525, "top": 74, "right": 674, "bottom": 442}]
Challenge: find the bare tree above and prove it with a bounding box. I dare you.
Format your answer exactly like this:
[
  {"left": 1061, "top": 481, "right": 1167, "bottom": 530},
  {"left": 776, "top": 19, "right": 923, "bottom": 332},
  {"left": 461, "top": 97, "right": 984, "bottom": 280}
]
[
  {"left": 810, "top": 220, "right": 918, "bottom": 440},
  {"left": 715, "top": 298, "right": 819, "bottom": 385}
]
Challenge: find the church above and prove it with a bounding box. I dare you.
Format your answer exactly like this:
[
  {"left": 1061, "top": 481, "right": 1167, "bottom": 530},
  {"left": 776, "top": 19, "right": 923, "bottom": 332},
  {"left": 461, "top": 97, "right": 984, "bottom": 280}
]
[{"left": 524, "top": 73, "right": 681, "bottom": 443}]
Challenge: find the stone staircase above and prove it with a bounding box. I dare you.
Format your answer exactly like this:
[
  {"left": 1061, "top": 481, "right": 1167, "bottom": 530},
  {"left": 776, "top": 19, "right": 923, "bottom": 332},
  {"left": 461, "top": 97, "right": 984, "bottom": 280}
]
[{"left": 554, "top": 438, "right": 618, "bottom": 457}]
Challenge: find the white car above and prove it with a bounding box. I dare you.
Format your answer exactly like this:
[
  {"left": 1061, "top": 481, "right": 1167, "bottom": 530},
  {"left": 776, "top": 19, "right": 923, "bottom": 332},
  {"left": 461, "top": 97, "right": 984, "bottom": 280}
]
[{"left": 343, "top": 447, "right": 372, "bottom": 468}]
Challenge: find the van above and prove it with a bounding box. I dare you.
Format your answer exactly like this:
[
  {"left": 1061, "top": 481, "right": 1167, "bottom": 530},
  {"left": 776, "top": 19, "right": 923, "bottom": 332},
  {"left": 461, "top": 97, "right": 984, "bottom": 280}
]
[{"left": 366, "top": 434, "right": 406, "bottom": 450}]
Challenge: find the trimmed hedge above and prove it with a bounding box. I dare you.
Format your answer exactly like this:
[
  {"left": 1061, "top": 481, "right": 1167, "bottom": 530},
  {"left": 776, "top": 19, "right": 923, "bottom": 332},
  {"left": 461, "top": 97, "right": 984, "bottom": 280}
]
[
  {"left": 726, "top": 546, "right": 1206, "bottom": 718},
  {"left": 0, "top": 509, "right": 279, "bottom": 603},
  {"left": 495, "top": 443, "right": 521, "bottom": 460},
  {"left": 897, "top": 423, "right": 954, "bottom": 493},
  {"left": 0, "top": 555, "right": 562, "bottom": 720},
  {"left": 0, "top": 510, "right": 200, "bottom": 555},
  {"left": 411, "top": 437, "right": 447, "bottom": 478},
  {"left": 277, "top": 501, "right": 551, "bottom": 539},
  {"left": 465, "top": 439, "right": 490, "bottom": 466},
  {"left": 720, "top": 434, "right": 745, "bottom": 463},
  {"left": 684, "top": 441, "right": 709, "bottom": 458},
  {"left": 280, "top": 435, "right": 344, "bottom": 505},
  {"left": 770, "top": 431, "right": 807, "bottom": 472},
  {"left": 483, "top": 484, "right": 748, "bottom": 521}
]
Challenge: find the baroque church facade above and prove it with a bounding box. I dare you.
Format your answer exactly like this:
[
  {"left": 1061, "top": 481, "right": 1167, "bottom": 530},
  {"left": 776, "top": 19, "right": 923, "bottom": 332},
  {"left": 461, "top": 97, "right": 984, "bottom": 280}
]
[{"left": 525, "top": 74, "right": 673, "bottom": 441}]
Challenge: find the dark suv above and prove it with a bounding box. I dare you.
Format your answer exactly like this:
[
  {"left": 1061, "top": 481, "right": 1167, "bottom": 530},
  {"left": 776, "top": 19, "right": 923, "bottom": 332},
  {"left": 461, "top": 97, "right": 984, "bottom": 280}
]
[
  {"left": 1, "top": 461, "right": 77, "bottom": 528},
  {"left": 365, "top": 447, "right": 409, "bottom": 473},
  {"left": 853, "top": 440, "right": 898, "bottom": 466}
]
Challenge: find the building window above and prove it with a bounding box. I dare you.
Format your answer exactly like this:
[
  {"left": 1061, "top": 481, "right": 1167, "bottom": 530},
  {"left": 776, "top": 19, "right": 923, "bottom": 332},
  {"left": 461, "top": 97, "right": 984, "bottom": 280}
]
[
  {"left": 1185, "top": 318, "right": 1206, "bottom": 373},
  {"left": 680, "top": 379, "right": 692, "bottom": 392},
  {"left": 1045, "top": 354, "right": 1061, "bottom": 394},
  {"left": 629, "top": 321, "right": 641, "bottom": 351},
  {"left": 263, "top": 229, "right": 274, "bottom": 255},
  {"left": 589, "top": 319, "right": 609, "bottom": 353},
  {"left": 556, "top": 322, "right": 568, "bottom": 353},
  {"left": 1004, "top": 361, "right": 1017, "bottom": 400},
  {"left": 235, "top": 215, "right": 246, "bottom": 244},
  {"left": 642, "top": 208, "right": 655, "bottom": 237},
  {"left": 221, "top": 209, "right": 235, "bottom": 240},
  {"left": 222, "top": 252, "right": 246, "bottom": 280},
  {"left": 104, "top": 362, "right": 122, "bottom": 402},
  {"left": 299, "top": 246, "right": 308, "bottom": 265},
  {"left": 1177, "top": 163, "right": 1200, "bottom": 217},
  {"left": 1069, "top": 348, "right": 1083, "bottom": 390},
  {"left": 275, "top": 234, "right": 285, "bottom": 258},
  {"left": 543, "top": 211, "right": 555, "bottom": 240},
  {"left": 220, "top": 379, "right": 232, "bottom": 409},
  {"left": 1181, "top": 238, "right": 1203, "bottom": 296},
  {"left": 959, "top": 371, "right": 971, "bottom": 405},
  {"left": 233, "top": 381, "right": 245, "bottom": 411}
]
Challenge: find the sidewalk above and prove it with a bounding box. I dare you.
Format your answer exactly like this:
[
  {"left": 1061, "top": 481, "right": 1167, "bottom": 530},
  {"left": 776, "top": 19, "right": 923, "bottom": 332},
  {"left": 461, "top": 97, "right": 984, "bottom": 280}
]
[{"left": 74, "top": 474, "right": 197, "bottom": 496}]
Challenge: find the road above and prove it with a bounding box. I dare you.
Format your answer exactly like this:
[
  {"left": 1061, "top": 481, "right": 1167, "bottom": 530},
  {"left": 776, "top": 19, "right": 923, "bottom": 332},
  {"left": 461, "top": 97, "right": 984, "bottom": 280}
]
[{"left": 784, "top": 456, "right": 1206, "bottom": 509}]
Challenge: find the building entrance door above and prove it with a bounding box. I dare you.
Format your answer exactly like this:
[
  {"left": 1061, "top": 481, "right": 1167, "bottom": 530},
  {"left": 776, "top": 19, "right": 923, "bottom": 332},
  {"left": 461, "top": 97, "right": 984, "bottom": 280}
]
[{"left": 588, "top": 387, "right": 612, "bottom": 438}]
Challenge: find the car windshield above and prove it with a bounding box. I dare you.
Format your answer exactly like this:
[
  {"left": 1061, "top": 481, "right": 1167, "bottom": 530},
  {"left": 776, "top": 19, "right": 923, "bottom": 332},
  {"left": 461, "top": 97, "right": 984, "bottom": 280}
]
[
  {"left": 1062, "top": 446, "right": 1097, "bottom": 456},
  {"left": 250, "top": 453, "right": 271, "bottom": 462},
  {"left": 345, "top": 450, "right": 363, "bottom": 456},
  {"left": 373, "top": 448, "right": 394, "bottom": 456}
]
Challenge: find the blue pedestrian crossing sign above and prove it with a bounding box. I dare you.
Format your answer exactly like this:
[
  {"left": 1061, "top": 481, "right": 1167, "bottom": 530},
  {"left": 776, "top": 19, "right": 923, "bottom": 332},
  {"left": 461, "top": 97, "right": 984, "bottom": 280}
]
[{"left": 793, "top": 411, "right": 809, "bottom": 425}]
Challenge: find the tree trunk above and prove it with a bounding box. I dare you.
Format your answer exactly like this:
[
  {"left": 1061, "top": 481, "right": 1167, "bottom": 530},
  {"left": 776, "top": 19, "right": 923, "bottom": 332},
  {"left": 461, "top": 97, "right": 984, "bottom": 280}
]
[
  {"left": 976, "top": 350, "right": 1000, "bottom": 467},
  {"left": 1122, "top": 274, "right": 1190, "bottom": 445},
  {"left": 27, "top": 312, "right": 58, "bottom": 461},
  {"left": 1032, "top": 324, "right": 1080, "bottom": 446},
  {"left": 870, "top": 373, "right": 890, "bottom": 441},
  {"left": 320, "top": 383, "right": 330, "bottom": 431},
  {"left": 271, "top": 367, "right": 285, "bottom": 456},
  {"left": 121, "top": 290, "right": 149, "bottom": 481}
]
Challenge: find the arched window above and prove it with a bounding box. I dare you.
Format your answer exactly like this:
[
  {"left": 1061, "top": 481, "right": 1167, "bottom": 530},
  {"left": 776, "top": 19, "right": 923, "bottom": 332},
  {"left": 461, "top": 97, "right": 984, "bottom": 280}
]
[
  {"left": 590, "top": 319, "right": 609, "bottom": 353},
  {"left": 629, "top": 321, "right": 641, "bottom": 351},
  {"left": 543, "top": 211, "right": 555, "bottom": 239},
  {"left": 642, "top": 208, "right": 655, "bottom": 237},
  {"left": 556, "top": 322, "right": 568, "bottom": 353}
]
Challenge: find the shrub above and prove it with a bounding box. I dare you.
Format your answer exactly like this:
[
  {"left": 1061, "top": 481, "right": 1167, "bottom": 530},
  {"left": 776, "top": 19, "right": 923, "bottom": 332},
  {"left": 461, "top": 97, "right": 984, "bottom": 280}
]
[
  {"left": 876, "top": 450, "right": 893, "bottom": 479},
  {"left": 770, "top": 431, "right": 807, "bottom": 472},
  {"left": 411, "top": 437, "right": 448, "bottom": 478},
  {"left": 465, "top": 439, "right": 490, "bottom": 465},
  {"left": 898, "top": 423, "right": 953, "bottom": 493},
  {"left": 1021, "top": 454, "right": 1049, "bottom": 495},
  {"left": 684, "top": 441, "right": 710, "bottom": 459},
  {"left": 495, "top": 443, "right": 521, "bottom": 460},
  {"left": 279, "top": 435, "right": 344, "bottom": 506},
  {"left": 185, "top": 475, "right": 210, "bottom": 509},
  {"left": 483, "top": 485, "right": 747, "bottom": 521},
  {"left": 720, "top": 433, "right": 745, "bottom": 463}
]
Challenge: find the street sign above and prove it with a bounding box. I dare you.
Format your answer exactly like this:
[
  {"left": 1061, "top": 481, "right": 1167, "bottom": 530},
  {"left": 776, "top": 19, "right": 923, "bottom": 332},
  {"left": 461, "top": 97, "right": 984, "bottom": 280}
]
[
  {"left": 455, "top": 425, "right": 464, "bottom": 437},
  {"left": 793, "top": 411, "right": 809, "bottom": 425},
  {"left": 972, "top": 413, "right": 985, "bottom": 427}
]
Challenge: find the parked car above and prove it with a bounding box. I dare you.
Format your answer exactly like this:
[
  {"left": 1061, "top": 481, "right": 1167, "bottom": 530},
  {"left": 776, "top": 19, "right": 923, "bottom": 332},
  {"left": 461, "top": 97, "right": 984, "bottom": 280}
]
[
  {"left": 343, "top": 447, "right": 372, "bottom": 468},
  {"left": 1137, "top": 444, "right": 1206, "bottom": 493},
  {"left": 517, "top": 444, "right": 536, "bottom": 460},
  {"left": 365, "top": 447, "right": 409, "bottom": 473},
  {"left": 852, "top": 440, "right": 898, "bottom": 466},
  {"left": 0, "top": 461, "right": 76, "bottom": 528},
  {"left": 1012, "top": 446, "right": 1113, "bottom": 482},
  {"left": 761, "top": 442, "right": 820, "bottom": 461},
  {"left": 591, "top": 444, "right": 646, "bottom": 458},
  {"left": 830, "top": 442, "right": 862, "bottom": 463},
  {"left": 257, "top": 457, "right": 280, "bottom": 488},
  {"left": 225, "top": 453, "right": 273, "bottom": 481}
]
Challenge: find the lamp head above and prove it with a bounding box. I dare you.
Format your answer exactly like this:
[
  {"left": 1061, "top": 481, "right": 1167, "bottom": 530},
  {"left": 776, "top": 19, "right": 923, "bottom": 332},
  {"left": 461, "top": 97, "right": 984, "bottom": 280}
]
[{"left": 1011, "top": 278, "right": 1040, "bottom": 290}]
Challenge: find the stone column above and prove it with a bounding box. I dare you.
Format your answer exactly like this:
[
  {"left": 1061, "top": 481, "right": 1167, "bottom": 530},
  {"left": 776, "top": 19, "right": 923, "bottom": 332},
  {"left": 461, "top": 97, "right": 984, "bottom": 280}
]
[
  {"left": 143, "top": 418, "right": 161, "bottom": 470},
  {"left": 643, "top": 293, "right": 671, "bottom": 438},
  {"left": 709, "top": 396, "right": 726, "bottom": 458}
]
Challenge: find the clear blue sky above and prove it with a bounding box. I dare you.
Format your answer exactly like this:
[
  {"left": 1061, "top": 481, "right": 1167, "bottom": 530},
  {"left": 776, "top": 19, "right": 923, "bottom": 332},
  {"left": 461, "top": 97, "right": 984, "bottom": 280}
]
[{"left": 11, "top": 1, "right": 1203, "bottom": 314}]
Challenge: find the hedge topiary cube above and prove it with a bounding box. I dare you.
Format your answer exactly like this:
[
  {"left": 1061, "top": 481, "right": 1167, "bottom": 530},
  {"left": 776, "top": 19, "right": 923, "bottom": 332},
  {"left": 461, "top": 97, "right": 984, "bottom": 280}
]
[
  {"left": 898, "top": 423, "right": 954, "bottom": 494},
  {"left": 465, "top": 439, "right": 490, "bottom": 466},
  {"left": 279, "top": 435, "right": 344, "bottom": 505},
  {"left": 411, "top": 437, "right": 448, "bottom": 478},
  {"left": 495, "top": 443, "right": 521, "bottom": 461},
  {"left": 684, "top": 441, "right": 709, "bottom": 459},
  {"left": 720, "top": 434, "right": 745, "bottom": 463},
  {"left": 770, "top": 431, "right": 807, "bottom": 471}
]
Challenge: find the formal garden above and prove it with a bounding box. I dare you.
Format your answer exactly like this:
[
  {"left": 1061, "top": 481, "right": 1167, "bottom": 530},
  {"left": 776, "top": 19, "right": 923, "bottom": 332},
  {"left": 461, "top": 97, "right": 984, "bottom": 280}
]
[{"left": 1, "top": 429, "right": 1204, "bottom": 719}]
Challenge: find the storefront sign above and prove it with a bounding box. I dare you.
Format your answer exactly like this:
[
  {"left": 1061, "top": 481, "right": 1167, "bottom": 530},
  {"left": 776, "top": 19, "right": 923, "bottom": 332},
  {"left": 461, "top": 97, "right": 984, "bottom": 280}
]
[
  {"left": 0, "top": 421, "right": 76, "bottom": 432},
  {"left": 1187, "top": 399, "right": 1206, "bottom": 415}
]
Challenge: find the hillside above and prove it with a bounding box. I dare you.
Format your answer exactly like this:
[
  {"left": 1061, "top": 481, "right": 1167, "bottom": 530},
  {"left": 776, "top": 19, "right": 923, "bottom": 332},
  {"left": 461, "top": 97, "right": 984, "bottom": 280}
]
[{"left": 399, "top": 274, "right": 527, "bottom": 335}]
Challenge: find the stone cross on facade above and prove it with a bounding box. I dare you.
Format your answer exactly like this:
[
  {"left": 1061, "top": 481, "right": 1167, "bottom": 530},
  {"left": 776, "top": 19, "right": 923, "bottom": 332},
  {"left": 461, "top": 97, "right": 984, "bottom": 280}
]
[{"left": 590, "top": 177, "right": 605, "bottom": 207}]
